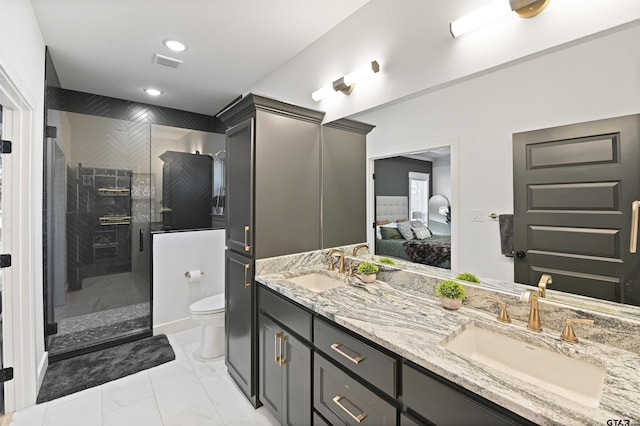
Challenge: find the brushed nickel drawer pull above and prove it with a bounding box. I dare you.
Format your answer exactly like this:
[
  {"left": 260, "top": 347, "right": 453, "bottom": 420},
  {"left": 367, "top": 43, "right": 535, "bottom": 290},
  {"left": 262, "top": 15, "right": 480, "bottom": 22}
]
[
  {"left": 332, "top": 395, "right": 367, "bottom": 423},
  {"left": 331, "top": 342, "right": 365, "bottom": 364},
  {"left": 274, "top": 332, "right": 283, "bottom": 363},
  {"left": 631, "top": 201, "right": 640, "bottom": 253},
  {"left": 244, "top": 263, "right": 251, "bottom": 288},
  {"left": 244, "top": 225, "right": 251, "bottom": 252}
]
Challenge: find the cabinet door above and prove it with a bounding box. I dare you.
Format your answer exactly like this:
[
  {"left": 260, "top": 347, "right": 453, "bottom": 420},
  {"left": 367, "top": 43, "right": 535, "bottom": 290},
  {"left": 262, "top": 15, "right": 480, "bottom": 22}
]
[
  {"left": 282, "top": 330, "right": 312, "bottom": 426},
  {"left": 226, "top": 118, "right": 254, "bottom": 255},
  {"left": 225, "top": 250, "right": 255, "bottom": 404},
  {"left": 259, "top": 314, "right": 284, "bottom": 421}
]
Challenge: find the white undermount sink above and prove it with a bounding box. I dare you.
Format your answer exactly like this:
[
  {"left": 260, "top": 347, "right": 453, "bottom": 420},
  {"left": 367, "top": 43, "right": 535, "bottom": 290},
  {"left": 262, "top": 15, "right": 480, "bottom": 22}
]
[
  {"left": 444, "top": 325, "right": 606, "bottom": 408},
  {"left": 286, "top": 273, "right": 346, "bottom": 293}
]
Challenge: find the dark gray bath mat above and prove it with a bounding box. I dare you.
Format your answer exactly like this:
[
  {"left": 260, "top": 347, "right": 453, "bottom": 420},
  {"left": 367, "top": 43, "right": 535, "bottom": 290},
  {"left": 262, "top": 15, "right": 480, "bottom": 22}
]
[{"left": 37, "top": 334, "right": 175, "bottom": 403}]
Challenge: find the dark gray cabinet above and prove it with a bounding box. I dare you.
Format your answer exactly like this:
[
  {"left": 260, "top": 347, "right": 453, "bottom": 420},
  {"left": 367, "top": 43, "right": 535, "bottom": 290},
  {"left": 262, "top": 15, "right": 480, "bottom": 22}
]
[
  {"left": 314, "top": 317, "right": 397, "bottom": 398},
  {"left": 225, "top": 119, "right": 253, "bottom": 256},
  {"left": 225, "top": 250, "right": 256, "bottom": 405},
  {"left": 259, "top": 287, "right": 312, "bottom": 425},
  {"left": 314, "top": 352, "right": 397, "bottom": 425},
  {"left": 258, "top": 284, "right": 538, "bottom": 426},
  {"left": 321, "top": 119, "right": 374, "bottom": 248},
  {"left": 402, "top": 362, "right": 535, "bottom": 426}
]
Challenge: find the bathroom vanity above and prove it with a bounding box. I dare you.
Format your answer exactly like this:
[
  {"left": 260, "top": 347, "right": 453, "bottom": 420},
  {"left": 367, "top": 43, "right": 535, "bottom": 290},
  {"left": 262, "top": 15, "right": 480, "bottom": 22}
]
[{"left": 254, "top": 249, "right": 640, "bottom": 425}]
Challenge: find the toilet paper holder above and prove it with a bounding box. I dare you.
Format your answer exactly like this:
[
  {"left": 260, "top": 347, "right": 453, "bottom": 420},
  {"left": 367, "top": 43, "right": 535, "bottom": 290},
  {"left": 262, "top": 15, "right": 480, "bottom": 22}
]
[{"left": 185, "top": 271, "right": 205, "bottom": 278}]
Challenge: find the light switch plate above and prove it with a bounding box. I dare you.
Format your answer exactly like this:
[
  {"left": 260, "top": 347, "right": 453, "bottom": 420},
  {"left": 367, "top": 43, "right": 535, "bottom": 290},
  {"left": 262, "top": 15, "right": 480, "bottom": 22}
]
[{"left": 471, "top": 209, "right": 484, "bottom": 222}]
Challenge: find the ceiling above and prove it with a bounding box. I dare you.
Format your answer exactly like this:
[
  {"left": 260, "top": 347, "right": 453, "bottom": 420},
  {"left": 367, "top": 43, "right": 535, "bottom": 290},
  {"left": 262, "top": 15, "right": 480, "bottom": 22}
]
[{"left": 31, "top": 0, "right": 370, "bottom": 117}]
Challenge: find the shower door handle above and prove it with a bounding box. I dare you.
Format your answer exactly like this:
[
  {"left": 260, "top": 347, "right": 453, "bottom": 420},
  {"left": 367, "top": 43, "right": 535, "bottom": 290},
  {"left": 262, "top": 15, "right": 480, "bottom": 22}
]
[
  {"left": 631, "top": 201, "right": 640, "bottom": 253},
  {"left": 139, "top": 229, "right": 144, "bottom": 252}
]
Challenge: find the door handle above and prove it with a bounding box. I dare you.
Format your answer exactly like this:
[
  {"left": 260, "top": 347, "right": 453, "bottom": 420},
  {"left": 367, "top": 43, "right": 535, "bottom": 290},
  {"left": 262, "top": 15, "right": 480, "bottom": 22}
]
[
  {"left": 332, "top": 395, "right": 367, "bottom": 423},
  {"left": 274, "top": 332, "right": 282, "bottom": 363},
  {"left": 274, "top": 332, "right": 287, "bottom": 366},
  {"left": 244, "top": 225, "right": 251, "bottom": 252},
  {"left": 139, "top": 229, "right": 144, "bottom": 252},
  {"left": 244, "top": 263, "right": 251, "bottom": 288},
  {"left": 631, "top": 201, "right": 640, "bottom": 253}
]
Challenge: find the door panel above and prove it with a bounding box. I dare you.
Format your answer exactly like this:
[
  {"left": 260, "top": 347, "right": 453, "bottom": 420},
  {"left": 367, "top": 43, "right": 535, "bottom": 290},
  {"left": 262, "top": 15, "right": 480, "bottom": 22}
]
[
  {"left": 513, "top": 114, "right": 640, "bottom": 305},
  {"left": 225, "top": 250, "right": 255, "bottom": 402},
  {"left": 225, "top": 119, "right": 254, "bottom": 256}
]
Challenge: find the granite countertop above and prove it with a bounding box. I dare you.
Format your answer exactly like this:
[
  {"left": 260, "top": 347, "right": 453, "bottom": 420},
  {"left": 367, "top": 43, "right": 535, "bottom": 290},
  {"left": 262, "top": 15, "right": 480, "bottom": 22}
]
[{"left": 255, "top": 263, "right": 640, "bottom": 426}]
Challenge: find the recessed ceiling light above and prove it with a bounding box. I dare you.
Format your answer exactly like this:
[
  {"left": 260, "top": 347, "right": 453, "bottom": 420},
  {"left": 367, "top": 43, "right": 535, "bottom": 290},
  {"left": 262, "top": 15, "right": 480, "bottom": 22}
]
[
  {"left": 144, "top": 88, "right": 162, "bottom": 96},
  {"left": 164, "top": 39, "right": 187, "bottom": 52}
]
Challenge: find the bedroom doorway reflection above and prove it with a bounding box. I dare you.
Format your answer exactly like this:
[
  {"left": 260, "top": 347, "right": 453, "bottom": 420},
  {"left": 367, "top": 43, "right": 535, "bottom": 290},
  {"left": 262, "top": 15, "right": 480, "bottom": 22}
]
[{"left": 373, "top": 147, "right": 452, "bottom": 269}]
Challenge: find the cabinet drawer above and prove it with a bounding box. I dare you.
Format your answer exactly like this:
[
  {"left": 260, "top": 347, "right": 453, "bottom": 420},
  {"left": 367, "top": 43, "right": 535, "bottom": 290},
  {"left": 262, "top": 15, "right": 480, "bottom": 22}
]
[
  {"left": 314, "top": 317, "right": 397, "bottom": 397},
  {"left": 403, "top": 363, "right": 526, "bottom": 426},
  {"left": 314, "top": 353, "right": 397, "bottom": 426},
  {"left": 259, "top": 286, "right": 312, "bottom": 341}
]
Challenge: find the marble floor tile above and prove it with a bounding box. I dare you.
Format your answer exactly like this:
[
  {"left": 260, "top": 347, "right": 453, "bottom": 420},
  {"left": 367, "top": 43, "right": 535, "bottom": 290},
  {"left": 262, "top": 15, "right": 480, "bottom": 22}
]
[
  {"left": 201, "top": 373, "right": 256, "bottom": 424},
  {"left": 103, "top": 397, "right": 163, "bottom": 426},
  {"left": 42, "top": 387, "right": 102, "bottom": 426},
  {"left": 102, "top": 370, "right": 154, "bottom": 413},
  {"left": 148, "top": 360, "right": 211, "bottom": 419},
  {"left": 9, "top": 403, "right": 47, "bottom": 426},
  {"left": 162, "top": 400, "right": 225, "bottom": 426}
]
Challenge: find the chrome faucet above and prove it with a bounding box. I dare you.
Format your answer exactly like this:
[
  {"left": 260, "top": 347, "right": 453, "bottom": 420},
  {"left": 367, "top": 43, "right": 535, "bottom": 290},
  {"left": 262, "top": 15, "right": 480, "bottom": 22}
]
[
  {"left": 327, "top": 249, "right": 346, "bottom": 273},
  {"left": 520, "top": 290, "right": 542, "bottom": 332},
  {"left": 352, "top": 244, "right": 369, "bottom": 256},
  {"left": 538, "top": 274, "right": 552, "bottom": 298}
]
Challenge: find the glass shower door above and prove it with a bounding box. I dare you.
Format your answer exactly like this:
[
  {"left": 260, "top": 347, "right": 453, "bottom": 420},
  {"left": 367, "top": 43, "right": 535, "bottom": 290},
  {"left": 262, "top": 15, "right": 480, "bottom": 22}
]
[{"left": 44, "top": 111, "right": 152, "bottom": 358}]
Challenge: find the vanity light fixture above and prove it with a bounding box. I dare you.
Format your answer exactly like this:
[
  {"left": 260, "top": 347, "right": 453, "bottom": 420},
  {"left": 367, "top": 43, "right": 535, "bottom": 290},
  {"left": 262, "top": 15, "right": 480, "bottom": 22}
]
[
  {"left": 163, "top": 39, "right": 187, "bottom": 52},
  {"left": 312, "top": 60, "right": 380, "bottom": 102},
  {"left": 144, "top": 88, "right": 163, "bottom": 96},
  {"left": 450, "top": 0, "right": 550, "bottom": 38}
]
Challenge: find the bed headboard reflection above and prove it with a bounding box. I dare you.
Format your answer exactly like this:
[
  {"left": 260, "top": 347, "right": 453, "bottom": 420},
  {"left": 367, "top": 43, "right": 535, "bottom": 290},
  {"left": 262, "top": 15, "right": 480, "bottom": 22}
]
[{"left": 376, "top": 196, "right": 408, "bottom": 223}]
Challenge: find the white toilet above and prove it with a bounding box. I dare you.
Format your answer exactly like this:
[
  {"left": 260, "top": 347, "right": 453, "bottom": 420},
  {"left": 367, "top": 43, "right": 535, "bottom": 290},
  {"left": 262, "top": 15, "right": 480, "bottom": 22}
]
[{"left": 189, "top": 293, "right": 225, "bottom": 359}]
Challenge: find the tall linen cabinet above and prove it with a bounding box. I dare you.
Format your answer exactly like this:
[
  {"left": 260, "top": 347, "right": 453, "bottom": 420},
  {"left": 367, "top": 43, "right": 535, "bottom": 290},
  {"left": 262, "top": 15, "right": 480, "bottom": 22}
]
[
  {"left": 220, "top": 94, "right": 374, "bottom": 410},
  {"left": 220, "top": 95, "right": 324, "bottom": 405}
]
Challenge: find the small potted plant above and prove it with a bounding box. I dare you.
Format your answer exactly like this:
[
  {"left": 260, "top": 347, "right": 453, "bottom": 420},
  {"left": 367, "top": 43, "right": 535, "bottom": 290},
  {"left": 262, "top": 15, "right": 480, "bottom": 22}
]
[
  {"left": 356, "top": 261, "right": 379, "bottom": 283},
  {"left": 435, "top": 279, "right": 467, "bottom": 310},
  {"left": 378, "top": 257, "right": 397, "bottom": 266},
  {"left": 456, "top": 272, "right": 480, "bottom": 284}
]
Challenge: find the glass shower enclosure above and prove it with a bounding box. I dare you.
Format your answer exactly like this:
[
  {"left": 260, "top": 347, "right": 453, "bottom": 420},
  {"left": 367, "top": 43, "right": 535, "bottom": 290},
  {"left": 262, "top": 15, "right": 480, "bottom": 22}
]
[{"left": 44, "top": 110, "right": 152, "bottom": 358}]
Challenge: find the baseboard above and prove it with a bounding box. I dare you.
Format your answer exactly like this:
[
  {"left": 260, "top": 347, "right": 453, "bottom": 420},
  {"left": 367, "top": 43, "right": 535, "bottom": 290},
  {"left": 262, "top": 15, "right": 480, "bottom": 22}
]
[
  {"left": 36, "top": 352, "right": 49, "bottom": 393},
  {"left": 153, "top": 317, "right": 197, "bottom": 336}
]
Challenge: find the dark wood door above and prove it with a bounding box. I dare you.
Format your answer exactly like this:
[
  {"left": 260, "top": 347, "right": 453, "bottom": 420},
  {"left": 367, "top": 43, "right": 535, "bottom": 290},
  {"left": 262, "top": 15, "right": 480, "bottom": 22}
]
[
  {"left": 513, "top": 114, "right": 640, "bottom": 305},
  {"left": 225, "top": 119, "right": 254, "bottom": 256},
  {"left": 225, "top": 250, "right": 256, "bottom": 404}
]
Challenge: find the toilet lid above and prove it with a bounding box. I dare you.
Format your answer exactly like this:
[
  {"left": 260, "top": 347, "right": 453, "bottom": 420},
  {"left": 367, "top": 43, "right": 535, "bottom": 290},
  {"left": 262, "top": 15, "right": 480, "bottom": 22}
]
[{"left": 190, "top": 294, "right": 225, "bottom": 313}]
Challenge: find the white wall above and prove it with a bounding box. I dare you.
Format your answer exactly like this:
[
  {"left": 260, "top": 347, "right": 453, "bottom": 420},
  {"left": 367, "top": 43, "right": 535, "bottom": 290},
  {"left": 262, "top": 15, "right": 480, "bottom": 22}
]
[
  {"left": 356, "top": 24, "right": 640, "bottom": 282},
  {"left": 0, "top": 0, "right": 46, "bottom": 411},
  {"left": 250, "top": 0, "right": 640, "bottom": 122},
  {"left": 432, "top": 157, "right": 451, "bottom": 202},
  {"left": 152, "top": 229, "right": 225, "bottom": 334}
]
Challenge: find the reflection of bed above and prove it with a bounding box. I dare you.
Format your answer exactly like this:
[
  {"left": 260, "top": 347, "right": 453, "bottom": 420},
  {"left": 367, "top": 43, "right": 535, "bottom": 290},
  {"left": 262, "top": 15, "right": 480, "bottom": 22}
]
[
  {"left": 375, "top": 235, "right": 451, "bottom": 268},
  {"left": 375, "top": 195, "right": 450, "bottom": 268}
]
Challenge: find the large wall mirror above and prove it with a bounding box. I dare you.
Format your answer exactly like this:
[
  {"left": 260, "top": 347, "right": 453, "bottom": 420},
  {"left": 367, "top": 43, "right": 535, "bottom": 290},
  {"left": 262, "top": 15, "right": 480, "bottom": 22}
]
[{"left": 363, "top": 116, "right": 640, "bottom": 320}]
